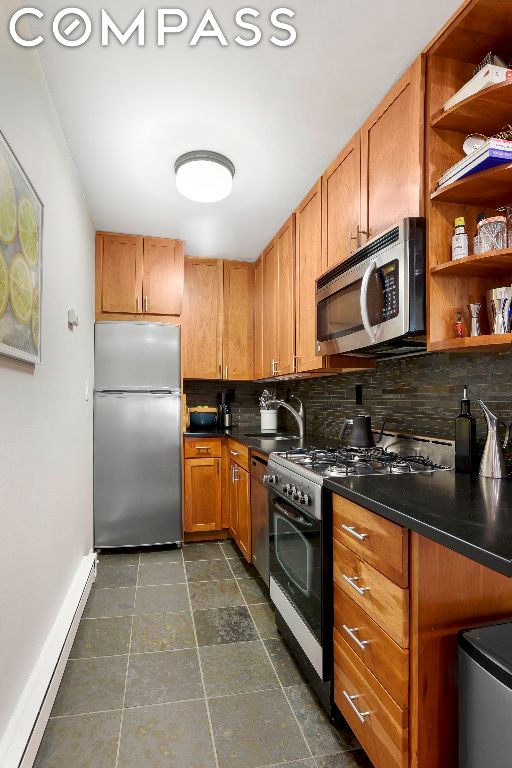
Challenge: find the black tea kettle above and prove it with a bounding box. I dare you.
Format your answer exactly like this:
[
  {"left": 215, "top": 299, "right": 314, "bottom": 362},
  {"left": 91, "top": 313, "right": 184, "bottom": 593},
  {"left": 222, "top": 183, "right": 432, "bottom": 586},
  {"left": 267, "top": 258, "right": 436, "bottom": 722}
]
[{"left": 339, "top": 415, "right": 375, "bottom": 448}]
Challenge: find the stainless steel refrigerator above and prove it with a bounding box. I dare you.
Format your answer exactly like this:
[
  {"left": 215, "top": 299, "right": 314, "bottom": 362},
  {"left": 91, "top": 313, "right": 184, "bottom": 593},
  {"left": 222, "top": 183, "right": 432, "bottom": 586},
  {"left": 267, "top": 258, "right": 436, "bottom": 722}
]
[{"left": 94, "top": 322, "right": 182, "bottom": 548}]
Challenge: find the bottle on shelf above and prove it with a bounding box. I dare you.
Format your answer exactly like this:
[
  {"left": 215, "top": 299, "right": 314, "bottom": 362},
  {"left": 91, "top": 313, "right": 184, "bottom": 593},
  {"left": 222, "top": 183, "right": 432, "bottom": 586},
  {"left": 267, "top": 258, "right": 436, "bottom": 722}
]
[
  {"left": 452, "top": 217, "right": 468, "bottom": 260},
  {"left": 455, "top": 385, "right": 477, "bottom": 474}
]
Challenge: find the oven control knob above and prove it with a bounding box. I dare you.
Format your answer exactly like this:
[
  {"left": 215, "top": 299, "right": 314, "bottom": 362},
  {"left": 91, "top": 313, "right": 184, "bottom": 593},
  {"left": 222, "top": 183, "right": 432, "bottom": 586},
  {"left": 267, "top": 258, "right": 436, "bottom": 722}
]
[
  {"left": 300, "top": 494, "right": 311, "bottom": 506},
  {"left": 263, "top": 474, "right": 278, "bottom": 485},
  {"left": 287, "top": 485, "right": 296, "bottom": 496},
  {"left": 292, "top": 489, "right": 301, "bottom": 501},
  {"left": 282, "top": 483, "right": 291, "bottom": 494}
]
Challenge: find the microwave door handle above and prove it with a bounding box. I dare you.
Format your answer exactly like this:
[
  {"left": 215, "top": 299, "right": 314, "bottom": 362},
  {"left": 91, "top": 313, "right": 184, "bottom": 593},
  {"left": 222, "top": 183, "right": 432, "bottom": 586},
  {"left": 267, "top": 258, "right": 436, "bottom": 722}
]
[{"left": 360, "top": 261, "right": 377, "bottom": 343}]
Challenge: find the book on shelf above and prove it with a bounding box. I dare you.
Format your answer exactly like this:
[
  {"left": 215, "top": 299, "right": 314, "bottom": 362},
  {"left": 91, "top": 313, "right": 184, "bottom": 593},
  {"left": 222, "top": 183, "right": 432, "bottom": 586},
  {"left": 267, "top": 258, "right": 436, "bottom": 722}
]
[
  {"left": 436, "top": 138, "right": 512, "bottom": 189},
  {"left": 443, "top": 64, "right": 512, "bottom": 111}
]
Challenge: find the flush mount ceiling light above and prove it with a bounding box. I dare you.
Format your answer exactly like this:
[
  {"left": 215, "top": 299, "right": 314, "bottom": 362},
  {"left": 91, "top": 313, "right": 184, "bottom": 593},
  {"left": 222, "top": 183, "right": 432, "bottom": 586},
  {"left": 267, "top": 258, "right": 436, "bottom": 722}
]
[{"left": 174, "top": 150, "right": 235, "bottom": 203}]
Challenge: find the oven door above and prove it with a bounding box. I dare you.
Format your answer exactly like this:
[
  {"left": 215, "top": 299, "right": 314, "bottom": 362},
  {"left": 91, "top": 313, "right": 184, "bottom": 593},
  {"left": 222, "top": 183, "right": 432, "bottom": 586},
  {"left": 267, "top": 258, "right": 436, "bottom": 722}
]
[
  {"left": 268, "top": 490, "right": 322, "bottom": 642},
  {"left": 316, "top": 253, "right": 407, "bottom": 355}
]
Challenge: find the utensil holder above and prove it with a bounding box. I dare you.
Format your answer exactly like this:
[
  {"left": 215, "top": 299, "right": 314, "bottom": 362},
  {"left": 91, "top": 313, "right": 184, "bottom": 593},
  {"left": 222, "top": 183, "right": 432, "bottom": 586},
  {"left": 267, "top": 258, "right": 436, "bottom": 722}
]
[{"left": 260, "top": 409, "right": 277, "bottom": 433}]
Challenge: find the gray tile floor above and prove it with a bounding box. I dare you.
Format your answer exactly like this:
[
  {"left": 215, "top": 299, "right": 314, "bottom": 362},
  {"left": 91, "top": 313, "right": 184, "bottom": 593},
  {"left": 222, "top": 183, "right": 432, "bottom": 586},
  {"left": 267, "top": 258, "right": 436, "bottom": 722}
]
[{"left": 35, "top": 539, "right": 372, "bottom": 768}]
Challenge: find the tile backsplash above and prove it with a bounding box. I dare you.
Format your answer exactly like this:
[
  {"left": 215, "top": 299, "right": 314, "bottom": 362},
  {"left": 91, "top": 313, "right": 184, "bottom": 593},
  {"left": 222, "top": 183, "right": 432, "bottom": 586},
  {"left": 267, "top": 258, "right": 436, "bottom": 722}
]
[{"left": 184, "top": 349, "right": 512, "bottom": 444}]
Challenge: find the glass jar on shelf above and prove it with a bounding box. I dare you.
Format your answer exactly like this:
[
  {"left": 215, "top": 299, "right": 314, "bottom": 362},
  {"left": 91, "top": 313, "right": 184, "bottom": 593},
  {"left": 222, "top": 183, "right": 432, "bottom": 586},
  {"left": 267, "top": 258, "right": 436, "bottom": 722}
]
[{"left": 477, "top": 216, "right": 507, "bottom": 252}]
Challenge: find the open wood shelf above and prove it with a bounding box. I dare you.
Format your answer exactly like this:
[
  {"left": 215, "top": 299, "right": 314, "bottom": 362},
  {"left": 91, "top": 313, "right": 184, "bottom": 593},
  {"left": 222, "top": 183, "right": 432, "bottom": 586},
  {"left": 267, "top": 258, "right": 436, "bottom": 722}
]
[
  {"left": 431, "top": 163, "right": 512, "bottom": 205},
  {"left": 430, "top": 248, "right": 512, "bottom": 277},
  {"left": 431, "top": 81, "right": 512, "bottom": 134},
  {"left": 429, "top": 333, "right": 512, "bottom": 352}
]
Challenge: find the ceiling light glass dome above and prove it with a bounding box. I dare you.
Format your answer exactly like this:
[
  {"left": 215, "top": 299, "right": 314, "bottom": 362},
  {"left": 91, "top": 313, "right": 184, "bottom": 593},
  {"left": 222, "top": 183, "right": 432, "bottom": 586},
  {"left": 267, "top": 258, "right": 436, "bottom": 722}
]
[{"left": 175, "top": 150, "right": 235, "bottom": 203}]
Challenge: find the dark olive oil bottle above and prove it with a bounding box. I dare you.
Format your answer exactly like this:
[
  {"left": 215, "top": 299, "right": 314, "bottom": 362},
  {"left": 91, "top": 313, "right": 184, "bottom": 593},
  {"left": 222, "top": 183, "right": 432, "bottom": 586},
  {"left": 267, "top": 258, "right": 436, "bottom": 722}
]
[{"left": 455, "top": 385, "right": 476, "bottom": 474}]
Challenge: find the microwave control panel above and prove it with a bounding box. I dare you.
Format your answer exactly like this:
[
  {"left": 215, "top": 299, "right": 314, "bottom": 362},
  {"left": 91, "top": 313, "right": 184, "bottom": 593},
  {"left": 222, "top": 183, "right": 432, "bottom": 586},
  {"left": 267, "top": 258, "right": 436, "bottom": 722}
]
[{"left": 379, "top": 259, "right": 399, "bottom": 321}]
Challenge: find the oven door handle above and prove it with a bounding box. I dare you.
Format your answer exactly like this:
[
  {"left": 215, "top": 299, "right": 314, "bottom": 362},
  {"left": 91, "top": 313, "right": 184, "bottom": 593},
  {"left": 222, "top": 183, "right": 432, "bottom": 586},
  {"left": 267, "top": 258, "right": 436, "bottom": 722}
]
[
  {"left": 360, "top": 260, "right": 378, "bottom": 343},
  {"left": 272, "top": 499, "right": 314, "bottom": 528}
]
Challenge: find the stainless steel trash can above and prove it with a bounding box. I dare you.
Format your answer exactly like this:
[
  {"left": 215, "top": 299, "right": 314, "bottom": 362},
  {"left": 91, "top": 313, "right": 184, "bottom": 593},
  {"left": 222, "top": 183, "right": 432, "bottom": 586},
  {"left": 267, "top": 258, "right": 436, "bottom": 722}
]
[{"left": 459, "top": 623, "right": 512, "bottom": 767}]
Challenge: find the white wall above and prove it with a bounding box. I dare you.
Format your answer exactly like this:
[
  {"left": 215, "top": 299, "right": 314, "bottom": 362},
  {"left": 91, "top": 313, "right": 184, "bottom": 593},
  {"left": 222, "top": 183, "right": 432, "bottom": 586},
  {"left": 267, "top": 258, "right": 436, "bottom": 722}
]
[{"left": 0, "top": 4, "right": 95, "bottom": 740}]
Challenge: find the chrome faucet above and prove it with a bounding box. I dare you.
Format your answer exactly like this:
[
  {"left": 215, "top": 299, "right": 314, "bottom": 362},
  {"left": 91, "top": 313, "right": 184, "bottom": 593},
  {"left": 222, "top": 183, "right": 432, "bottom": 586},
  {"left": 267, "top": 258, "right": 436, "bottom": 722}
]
[{"left": 266, "top": 395, "right": 305, "bottom": 439}]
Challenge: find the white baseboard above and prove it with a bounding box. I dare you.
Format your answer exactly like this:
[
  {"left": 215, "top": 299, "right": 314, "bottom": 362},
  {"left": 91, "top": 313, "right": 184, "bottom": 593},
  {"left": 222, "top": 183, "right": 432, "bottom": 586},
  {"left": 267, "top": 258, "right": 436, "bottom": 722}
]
[{"left": 0, "top": 552, "right": 97, "bottom": 768}]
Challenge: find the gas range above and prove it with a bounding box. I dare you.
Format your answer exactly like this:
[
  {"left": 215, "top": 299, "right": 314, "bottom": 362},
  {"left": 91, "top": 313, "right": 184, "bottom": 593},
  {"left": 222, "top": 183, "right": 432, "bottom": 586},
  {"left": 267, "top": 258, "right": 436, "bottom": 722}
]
[{"left": 265, "top": 432, "right": 454, "bottom": 519}]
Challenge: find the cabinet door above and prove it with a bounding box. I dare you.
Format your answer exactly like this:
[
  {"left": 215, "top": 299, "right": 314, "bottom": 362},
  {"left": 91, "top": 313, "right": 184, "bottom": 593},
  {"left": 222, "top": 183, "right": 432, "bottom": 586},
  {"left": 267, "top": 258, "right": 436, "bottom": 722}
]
[
  {"left": 276, "top": 216, "right": 296, "bottom": 376},
  {"left": 143, "top": 238, "right": 184, "bottom": 316},
  {"left": 254, "top": 258, "right": 264, "bottom": 379},
  {"left": 262, "top": 242, "right": 278, "bottom": 378},
  {"left": 182, "top": 258, "right": 224, "bottom": 379},
  {"left": 99, "top": 234, "right": 143, "bottom": 314},
  {"left": 229, "top": 461, "right": 239, "bottom": 542},
  {"left": 322, "top": 132, "right": 361, "bottom": 271},
  {"left": 361, "top": 56, "right": 424, "bottom": 239},
  {"left": 296, "top": 181, "right": 323, "bottom": 373},
  {"left": 236, "top": 467, "right": 251, "bottom": 563},
  {"left": 184, "top": 458, "right": 221, "bottom": 533},
  {"left": 223, "top": 261, "right": 254, "bottom": 380}
]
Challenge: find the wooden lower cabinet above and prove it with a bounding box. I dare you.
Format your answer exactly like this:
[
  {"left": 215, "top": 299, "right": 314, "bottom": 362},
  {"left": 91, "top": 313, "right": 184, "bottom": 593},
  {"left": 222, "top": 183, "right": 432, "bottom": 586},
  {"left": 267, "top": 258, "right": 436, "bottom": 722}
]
[
  {"left": 332, "top": 492, "right": 512, "bottom": 768},
  {"left": 184, "top": 457, "right": 221, "bottom": 533},
  {"left": 229, "top": 459, "right": 251, "bottom": 561}
]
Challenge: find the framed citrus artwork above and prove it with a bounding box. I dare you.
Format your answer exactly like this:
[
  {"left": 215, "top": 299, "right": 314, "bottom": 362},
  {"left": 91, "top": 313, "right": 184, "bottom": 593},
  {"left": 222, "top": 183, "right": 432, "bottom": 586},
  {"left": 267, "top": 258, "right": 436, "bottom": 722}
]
[{"left": 0, "top": 130, "right": 43, "bottom": 364}]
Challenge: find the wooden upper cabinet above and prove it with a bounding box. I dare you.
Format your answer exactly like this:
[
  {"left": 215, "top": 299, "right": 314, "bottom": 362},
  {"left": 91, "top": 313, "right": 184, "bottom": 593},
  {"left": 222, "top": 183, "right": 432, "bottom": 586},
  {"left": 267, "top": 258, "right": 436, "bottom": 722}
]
[
  {"left": 296, "top": 182, "right": 323, "bottom": 372},
  {"left": 143, "top": 238, "right": 184, "bottom": 316},
  {"left": 361, "top": 56, "right": 425, "bottom": 239},
  {"left": 98, "top": 233, "right": 143, "bottom": 314},
  {"left": 322, "top": 132, "right": 361, "bottom": 271},
  {"left": 262, "top": 240, "right": 278, "bottom": 378},
  {"left": 276, "top": 216, "right": 296, "bottom": 376},
  {"left": 254, "top": 258, "right": 264, "bottom": 380},
  {"left": 223, "top": 261, "right": 254, "bottom": 380},
  {"left": 182, "top": 258, "right": 224, "bottom": 379}
]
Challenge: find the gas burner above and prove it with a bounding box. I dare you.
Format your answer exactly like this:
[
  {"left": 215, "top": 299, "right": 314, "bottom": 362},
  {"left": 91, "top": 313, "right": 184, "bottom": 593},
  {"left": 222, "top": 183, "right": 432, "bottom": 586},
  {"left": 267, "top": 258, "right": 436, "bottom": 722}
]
[{"left": 389, "top": 460, "right": 413, "bottom": 474}]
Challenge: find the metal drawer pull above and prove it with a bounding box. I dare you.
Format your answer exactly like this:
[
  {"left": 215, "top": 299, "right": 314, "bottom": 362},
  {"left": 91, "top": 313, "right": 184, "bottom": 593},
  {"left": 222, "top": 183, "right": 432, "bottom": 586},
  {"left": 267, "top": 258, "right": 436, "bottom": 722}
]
[
  {"left": 196, "top": 446, "right": 211, "bottom": 450},
  {"left": 343, "top": 625, "right": 370, "bottom": 651},
  {"left": 341, "top": 524, "right": 368, "bottom": 542},
  {"left": 230, "top": 450, "right": 240, "bottom": 456},
  {"left": 342, "top": 691, "right": 370, "bottom": 724},
  {"left": 343, "top": 575, "right": 370, "bottom": 597}
]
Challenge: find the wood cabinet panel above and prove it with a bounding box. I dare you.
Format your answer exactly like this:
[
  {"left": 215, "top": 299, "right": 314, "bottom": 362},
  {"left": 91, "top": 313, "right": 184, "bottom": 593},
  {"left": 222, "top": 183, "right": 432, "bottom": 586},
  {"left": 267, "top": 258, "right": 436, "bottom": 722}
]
[
  {"left": 334, "top": 630, "right": 408, "bottom": 768},
  {"left": 254, "top": 258, "right": 264, "bottom": 379},
  {"left": 322, "top": 133, "right": 361, "bottom": 271},
  {"left": 182, "top": 258, "right": 224, "bottom": 379},
  {"left": 334, "top": 583, "right": 409, "bottom": 708},
  {"left": 333, "top": 539, "right": 409, "bottom": 648},
  {"left": 276, "top": 216, "right": 296, "bottom": 375},
  {"left": 227, "top": 439, "right": 249, "bottom": 472},
  {"left": 262, "top": 241, "right": 278, "bottom": 377},
  {"left": 223, "top": 261, "right": 254, "bottom": 380},
  {"left": 236, "top": 466, "right": 251, "bottom": 562},
  {"left": 184, "top": 439, "right": 222, "bottom": 458},
  {"left": 184, "top": 457, "right": 221, "bottom": 533},
  {"left": 99, "top": 234, "right": 143, "bottom": 314},
  {"left": 296, "top": 181, "right": 323, "bottom": 372},
  {"left": 143, "top": 237, "right": 184, "bottom": 316},
  {"left": 361, "top": 57, "right": 424, "bottom": 239},
  {"left": 333, "top": 495, "right": 408, "bottom": 588}
]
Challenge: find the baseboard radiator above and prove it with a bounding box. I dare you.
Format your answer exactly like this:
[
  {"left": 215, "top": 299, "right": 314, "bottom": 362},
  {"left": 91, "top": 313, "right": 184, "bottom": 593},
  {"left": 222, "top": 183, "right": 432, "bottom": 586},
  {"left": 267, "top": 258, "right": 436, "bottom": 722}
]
[{"left": 0, "top": 553, "right": 97, "bottom": 768}]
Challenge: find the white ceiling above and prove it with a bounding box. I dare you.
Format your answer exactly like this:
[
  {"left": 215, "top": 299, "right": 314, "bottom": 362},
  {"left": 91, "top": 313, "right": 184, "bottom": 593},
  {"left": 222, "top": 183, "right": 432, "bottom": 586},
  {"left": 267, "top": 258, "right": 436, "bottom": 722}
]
[{"left": 33, "top": 0, "right": 461, "bottom": 260}]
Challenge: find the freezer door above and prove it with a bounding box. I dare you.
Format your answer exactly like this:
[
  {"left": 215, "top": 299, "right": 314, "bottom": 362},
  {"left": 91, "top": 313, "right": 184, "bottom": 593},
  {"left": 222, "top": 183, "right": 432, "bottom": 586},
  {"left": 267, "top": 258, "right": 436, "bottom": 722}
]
[
  {"left": 95, "top": 322, "right": 180, "bottom": 391},
  {"left": 94, "top": 392, "right": 182, "bottom": 547}
]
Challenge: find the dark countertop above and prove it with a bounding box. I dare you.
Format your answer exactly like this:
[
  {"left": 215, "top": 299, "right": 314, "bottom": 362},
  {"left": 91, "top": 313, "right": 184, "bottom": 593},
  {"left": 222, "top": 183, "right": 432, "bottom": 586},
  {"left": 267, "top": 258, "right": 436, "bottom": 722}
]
[
  {"left": 184, "top": 428, "right": 316, "bottom": 457},
  {"left": 325, "top": 472, "right": 512, "bottom": 577}
]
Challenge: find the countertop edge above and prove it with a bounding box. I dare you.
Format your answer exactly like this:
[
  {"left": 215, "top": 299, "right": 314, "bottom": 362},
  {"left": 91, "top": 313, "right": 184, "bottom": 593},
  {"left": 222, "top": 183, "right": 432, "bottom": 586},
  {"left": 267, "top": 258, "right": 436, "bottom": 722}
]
[{"left": 325, "top": 479, "right": 512, "bottom": 578}]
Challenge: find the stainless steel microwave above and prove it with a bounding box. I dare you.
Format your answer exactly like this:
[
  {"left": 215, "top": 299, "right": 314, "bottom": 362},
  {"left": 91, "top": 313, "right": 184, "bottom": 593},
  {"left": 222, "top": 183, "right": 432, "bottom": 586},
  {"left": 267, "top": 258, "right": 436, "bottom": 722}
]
[{"left": 316, "top": 218, "right": 426, "bottom": 358}]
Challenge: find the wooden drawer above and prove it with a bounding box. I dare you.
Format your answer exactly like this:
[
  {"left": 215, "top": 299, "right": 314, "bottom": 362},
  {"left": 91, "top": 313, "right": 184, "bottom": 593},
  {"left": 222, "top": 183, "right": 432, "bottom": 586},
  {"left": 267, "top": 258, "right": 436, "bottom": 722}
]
[
  {"left": 333, "top": 538, "right": 409, "bottom": 648},
  {"left": 334, "top": 629, "right": 408, "bottom": 768},
  {"left": 333, "top": 494, "right": 408, "bottom": 587},
  {"left": 184, "top": 439, "right": 222, "bottom": 458},
  {"left": 227, "top": 439, "right": 249, "bottom": 471},
  {"left": 334, "top": 583, "right": 409, "bottom": 708}
]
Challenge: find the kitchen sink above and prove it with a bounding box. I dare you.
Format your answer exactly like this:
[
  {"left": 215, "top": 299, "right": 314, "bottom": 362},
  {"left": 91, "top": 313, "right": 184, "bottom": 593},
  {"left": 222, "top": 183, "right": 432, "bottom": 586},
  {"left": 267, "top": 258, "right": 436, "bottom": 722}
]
[{"left": 243, "top": 433, "right": 301, "bottom": 440}]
